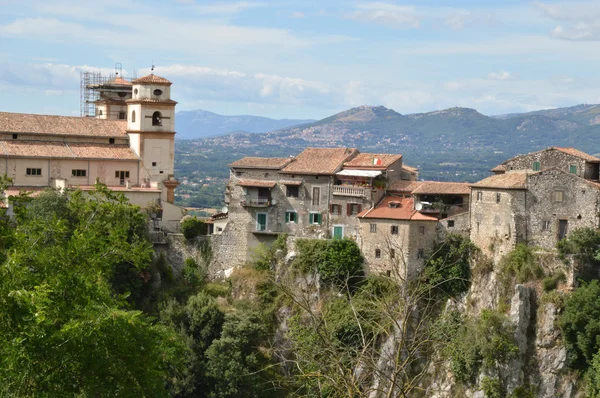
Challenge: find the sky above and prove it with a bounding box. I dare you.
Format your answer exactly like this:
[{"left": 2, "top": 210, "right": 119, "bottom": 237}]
[{"left": 1, "top": 0, "right": 600, "bottom": 120}]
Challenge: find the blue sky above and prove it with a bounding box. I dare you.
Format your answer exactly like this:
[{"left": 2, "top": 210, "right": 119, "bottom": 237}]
[{"left": 1, "top": 0, "right": 600, "bottom": 119}]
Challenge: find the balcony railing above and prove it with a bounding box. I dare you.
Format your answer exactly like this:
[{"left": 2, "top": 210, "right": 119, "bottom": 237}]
[
  {"left": 241, "top": 196, "right": 271, "bottom": 207},
  {"left": 332, "top": 186, "right": 367, "bottom": 198}
]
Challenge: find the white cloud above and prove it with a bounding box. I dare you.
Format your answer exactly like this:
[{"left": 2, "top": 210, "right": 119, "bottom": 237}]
[
  {"left": 487, "top": 71, "right": 514, "bottom": 81},
  {"left": 534, "top": 1, "right": 600, "bottom": 41},
  {"left": 291, "top": 11, "right": 305, "bottom": 18},
  {"left": 195, "top": 1, "right": 265, "bottom": 15},
  {"left": 345, "top": 2, "right": 420, "bottom": 29}
]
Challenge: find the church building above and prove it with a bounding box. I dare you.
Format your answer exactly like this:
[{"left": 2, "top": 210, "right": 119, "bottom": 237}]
[{"left": 0, "top": 72, "right": 184, "bottom": 228}]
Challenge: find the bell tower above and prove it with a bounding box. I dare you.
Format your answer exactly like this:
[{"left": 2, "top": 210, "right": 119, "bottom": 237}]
[{"left": 126, "top": 72, "right": 179, "bottom": 203}]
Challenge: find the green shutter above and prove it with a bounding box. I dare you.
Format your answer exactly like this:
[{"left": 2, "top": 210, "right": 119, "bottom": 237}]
[
  {"left": 317, "top": 213, "right": 322, "bottom": 225},
  {"left": 570, "top": 164, "right": 577, "bottom": 174},
  {"left": 533, "top": 161, "right": 540, "bottom": 171},
  {"left": 285, "top": 212, "right": 290, "bottom": 223}
]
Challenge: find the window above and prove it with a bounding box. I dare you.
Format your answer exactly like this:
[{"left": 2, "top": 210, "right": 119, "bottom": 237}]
[
  {"left": 26, "top": 168, "right": 42, "bottom": 176},
  {"left": 152, "top": 162, "right": 157, "bottom": 167},
  {"left": 330, "top": 204, "right": 341, "bottom": 215},
  {"left": 391, "top": 225, "right": 399, "bottom": 235},
  {"left": 71, "top": 169, "right": 86, "bottom": 177},
  {"left": 543, "top": 220, "right": 551, "bottom": 231},
  {"left": 134, "top": 88, "right": 138, "bottom": 96},
  {"left": 448, "top": 220, "right": 455, "bottom": 228},
  {"left": 419, "top": 226, "right": 425, "bottom": 235},
  {"left": 109, "top": 138, "right": 115, "bottom": 144},
  {"left": 312, "top": 187, "right": 320, "bottom": 206},
  {"left": 285, "top": 211, "right": 298, "bottom": 224},
  {"left": 12, "top": 134, "right": 17, "bottom": 139},
  {"left": 390, "top": 249, "right": 395, "bottom": 259},
  {"left": 570, "top": 164, "right": 577, "bottom": 174},
  {"left": 153, "top": 89, "right": 163, "bottom": 96},
  {"left": 152, "top": 111, "right": 162, "bottom": 126},
  {"left": 554, "top": 191, "right": 564, "bottom": 202},
  {"left": 370, "top": 223, "right": 377, "bottom": 233},
  {"left": 347, "top": 203, "right": 361, "bottom": 216},
  {"left": 115, "top": 171, "right": 130, "bottom": 178},
  {"left": 118, "top": 92, "right": 127, "bottom": 98},
  {"left": 375, "top": 249, "right": 381, "bottom": 259},
  {"left": 118, "top": 111, "right": 125, "bottom": 120},
  {"left": 417, "top": 249, "right": 424, "bottom": 259},
  {"left": 286, "top": 185, "right": 299, "bottom": 198},
  {"left": 477, "top": 191, "right": 483, "bottom": 201},
  {"left": 533, "top": 161, "right": 541, "bottom": 171},
  {"left": 309, "top": 212, "right": 322, "bottom": 225},
  {"left": 131, "top": 110, "right": 136, "bottom": 123},
  {"left": 256, "top": 213, "right": 267, "bottom": 231},
  {"left": 496, "top": 192, "right": 501, "bottom": 203}
]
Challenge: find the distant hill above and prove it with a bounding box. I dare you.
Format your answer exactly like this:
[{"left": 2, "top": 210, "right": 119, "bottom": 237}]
[
  {"left": 175, "top": 109, "right": 314, "bottom": 139},
  {"left": 174, "top": 103, "right": 600, "bottom": 208}
]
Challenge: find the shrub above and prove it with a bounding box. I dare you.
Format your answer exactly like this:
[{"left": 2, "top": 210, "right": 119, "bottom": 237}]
[
  {"left": 559, "top": 280, "right": 600, "bottom": 370},
  {"left": 204, "top": 282, "right": 231, "bottom": 298},
  {"left": 482, "top": 377, "right": 504, "bottom": 398},
  {"left": 318, "top": 239, "right": 364, "bottom": 288},
  {"left": 542, "top": 271, "right": 566, "bottom": 292},
  {"left": 501, "top": 244, "right": 544, "bottom": 284},
  {"left": 181, "top": 217, "right": 208, "bottom": 240},
  {"left": 557, "top": 227, "right": 600, "bottom": 282},
  {"left": 292, "top": 239, "right": 328, "bottom": 274},
  {"left": 424, "top": 234, "right": 478, "bottom": 298}
]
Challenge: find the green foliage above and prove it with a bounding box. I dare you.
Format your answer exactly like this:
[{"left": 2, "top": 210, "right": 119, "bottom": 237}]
[
  {"left": 446, "top": 310, "right": 519, "bottom": 385},
  {"left": 587, "top": 349, "right": 600, "bottom": 398},
  {"left": 181, "top": 216, "right": 208, "bottom": 239},
  {"left": 204, "top": 310, "right": 274, "bottom": 398},
  {"left": 559, "top": 280, "right": 600, "bottom": 370},
  {"left": 0, "top": 184, "right": 186, "bottom": 396},
  {"left": 292, "top": 238, "right": 364, "bottom": 288},
  {"left": 424, "top": 234, "right": 477, "bottom": 297},
  {"left": 557, "top": 227, "right": 600, "bottom": 281},
  {"left": 508, "top": 385, "right": 537, "bottom": 398},
  {"left": 319, "top": 239, "right": 364, "bottom": 288},
  {"left": 542, "top": 271, "right": 566, "bottom": 292},
  {"left": 501, "top": 244, "right": 544, "bottom": 284},
  {"left": 204, "top": 282, "right": 232, "bottom": 298},
  {"left": 481, "top": 376, "right": 504, "bottom": 398},
  {"left": 182, "top": 257, "right": 208, "bottom": 291},
  {"left": 250, "top": 234, "right": 288, "bottom": 271}
]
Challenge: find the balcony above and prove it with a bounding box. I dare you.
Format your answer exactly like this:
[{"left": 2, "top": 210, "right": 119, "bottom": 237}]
[
  {"left": 241, "top": 196, "right": 271, "bottom": 207},
  {"left": 332, "top": 186, "right": 368, "bottom": 198}
]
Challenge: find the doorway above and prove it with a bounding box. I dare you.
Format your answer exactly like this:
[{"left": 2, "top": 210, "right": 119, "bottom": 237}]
[{"left": 558, "top": 219, "right": 568, "bottom": 240}]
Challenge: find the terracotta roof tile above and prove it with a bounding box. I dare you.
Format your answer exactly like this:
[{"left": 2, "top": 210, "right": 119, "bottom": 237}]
[
  {"left": 281, "top": 147, "right": 358, "bottom": 175},
  {"left": 343, "top": 153, "right": 402, "bottom": 169},
  {"left": 132, "top": 74, "right": 172, "bottom": 86},
  {"left": 387, "top": 180, "right": 422, "bottom": 193},
  {"left": 358, "top": 196, "right": 438, "bottom": 221},
  {"left": 491, "top": 164, "right": 507, "bottom": 172},
  {"left": 74, "top": 185, "right": 161, "bottom": 193},
  {"left": 229, "top": 157, "right": 293, "bottom": 170},
  {"left": 552, "top": 147, "right": 600, "bottom": 162},
  {"left": 0, "top": 112, "right": 127, "bottom": 137},
  {"left": 0, "top": 141, "right": 138, "bottom": 160},
  {"left": 236, "top": 179, "right": 277, "bottom": 188},
  {"left": 110, "top": 76, "right": 132, "bottom": 86},
  {"left": 4, "top": 186, "right": 46, "bottom": 198},
  {"left": 471, "top": 172, "right": 530, "bottom": 189},
  {"left": 412, "top": 181, "right": 471, "bottom": 195},
  {"left": 125, "top": 98, "right": 178, "bottom": 105},
  {"left": 402, "top": 164, "right": 418, "bottom": 173}
]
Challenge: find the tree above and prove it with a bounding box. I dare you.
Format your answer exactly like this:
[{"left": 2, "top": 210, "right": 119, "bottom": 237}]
[
  {"left": 559, "top": 280, "right": 600, "bottom": 370},
  {"left": 0, "top": 184, "right": 187, "bottom": 396},
  {"left": 557, "top": 227, "right": 600, "bottom": 282}
]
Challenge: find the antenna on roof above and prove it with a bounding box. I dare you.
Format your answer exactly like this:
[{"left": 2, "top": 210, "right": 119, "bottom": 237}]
[{"left": 151, "top": 62, "right": 155, "bottom": 73}]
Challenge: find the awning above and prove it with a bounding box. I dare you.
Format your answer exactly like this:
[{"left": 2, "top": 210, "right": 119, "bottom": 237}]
[
  {"left": 280, "top": 180, "right": 302, "bottom": 186},
  {"left": 336, "top": 169, "right": 382, "bottom": 178},
  {"left": 236, "top": 179, "right": 277, "bottom": 188}
]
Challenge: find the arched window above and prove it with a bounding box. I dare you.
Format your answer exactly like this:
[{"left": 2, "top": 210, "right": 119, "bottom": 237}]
[
  {"left": 152, "top": 111, "right": 162, "bottom": 126},
  {"left": 131, "top": 110, "right": 136, "bottom": 123},
  {"left": 98, "top": 110, "right": 103, "bottom": 116}
]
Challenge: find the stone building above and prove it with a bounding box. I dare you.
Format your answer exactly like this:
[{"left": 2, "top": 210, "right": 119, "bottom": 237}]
[
  {"left": 213, "top": 148, "right": 417, "bottom": 269},
  {"left": 0, "top": 73, "right": 184, "bottom": 228},
  {"left": 471, "top": 152, "right": 600, "bottom": 262}
]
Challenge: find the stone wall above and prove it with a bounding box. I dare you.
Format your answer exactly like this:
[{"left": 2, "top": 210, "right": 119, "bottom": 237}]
[
  {"left": 504, "top": 149, "right": 592, "bottom": 179},
  {"left": 437, "top": 211, "right": 470, "bottom": 239}
]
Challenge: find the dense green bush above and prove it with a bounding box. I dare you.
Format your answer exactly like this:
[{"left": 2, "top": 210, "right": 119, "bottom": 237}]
[
  {"left": 293, "top": 238, "right": 364, "bottom": 289},
  {"left": 501, "top": 244, "right": 544, "bottom": 284},
  {"left": 482, "top": 377, "right": 504, "bottom": 398},
  {"left": 542, "top": 271, "right": 566, "bottom": 292},
  {"left": 557, "top": 227, "right": 600, "bottom": 281},
  {"left": 181, "top": 217, "right": 208, "bottom": 239},
  {"left": 559, "top": 280, "right": 600, "bottom": 370},
  {"left": 423, "top": 234, "right": 477, "bottom": 297},
  {"left": 446, "top": 310, "right": 519, "bottom": 385}
]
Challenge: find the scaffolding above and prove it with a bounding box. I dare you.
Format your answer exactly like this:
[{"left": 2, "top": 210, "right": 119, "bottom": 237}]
[{"left": 79, "top": 64, "right": 136, "bottom": 117}]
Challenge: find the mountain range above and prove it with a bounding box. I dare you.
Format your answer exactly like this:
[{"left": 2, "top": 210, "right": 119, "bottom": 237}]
[
  {"left": 174, "top": 103, "right": 600, "bottom": 208},
  {"left": 175, "top": 109, "right": 314, "bottom": 139}
]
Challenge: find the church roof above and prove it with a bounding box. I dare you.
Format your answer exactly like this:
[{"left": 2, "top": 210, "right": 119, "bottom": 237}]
[
  {"left": 0, "top": 140, "right": 138, "bottom": 160},
  {"left": 0, "top": 112, "right": 127, "bottom": 137},
  {"left": 132, "top": 74, "right": 172, "bottom": 86}
]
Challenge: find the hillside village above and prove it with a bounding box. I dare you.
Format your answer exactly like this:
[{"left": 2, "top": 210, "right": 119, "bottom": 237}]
[{"left": 209, "top": 144, "right": 600, "bottom": 282}]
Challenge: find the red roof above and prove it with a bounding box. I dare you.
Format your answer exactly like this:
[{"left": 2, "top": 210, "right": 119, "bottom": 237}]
[
  {"left": 343, "top": 153, "right": 402, "bottom": 169},
  {"left": 358, "top": 196, "right": 438, "bottom": 221},
  {"left": 281, "top": 147, "right": 358, "bottom": 175},
  {"left": 236, "top": 179, "right": 277, "bottom": 188},
  {"left": 132, "top": 74, "right": 172, "bottom": 86}
]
